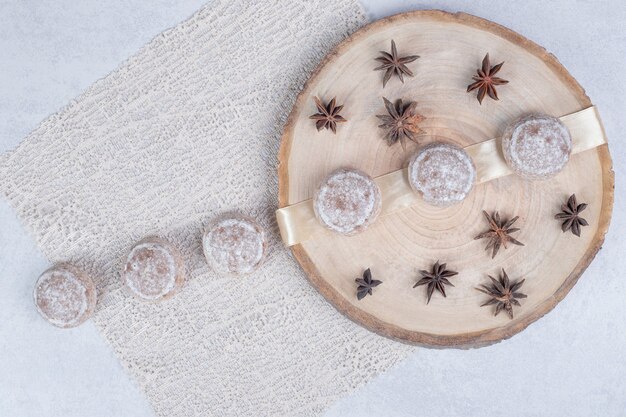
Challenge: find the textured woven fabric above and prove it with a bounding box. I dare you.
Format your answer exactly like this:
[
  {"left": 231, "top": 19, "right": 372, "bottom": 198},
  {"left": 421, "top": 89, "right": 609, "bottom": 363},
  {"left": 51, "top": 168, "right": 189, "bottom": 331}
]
[{"left": 0, "top": 1, "right": 414, "bottom": 416}]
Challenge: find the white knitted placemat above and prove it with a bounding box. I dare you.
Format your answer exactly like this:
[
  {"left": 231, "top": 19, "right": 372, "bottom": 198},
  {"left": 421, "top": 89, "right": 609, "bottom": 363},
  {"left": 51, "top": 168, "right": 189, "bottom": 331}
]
[{"left": 0, "top": 1, "right": 414, "bottom": 416}]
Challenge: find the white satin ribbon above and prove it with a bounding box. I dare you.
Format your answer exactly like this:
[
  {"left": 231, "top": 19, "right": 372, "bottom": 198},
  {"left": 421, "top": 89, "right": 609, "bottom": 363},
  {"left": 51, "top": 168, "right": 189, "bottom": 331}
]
[{"left": 277, "top": 106, "right": 606, "bottom": 247}]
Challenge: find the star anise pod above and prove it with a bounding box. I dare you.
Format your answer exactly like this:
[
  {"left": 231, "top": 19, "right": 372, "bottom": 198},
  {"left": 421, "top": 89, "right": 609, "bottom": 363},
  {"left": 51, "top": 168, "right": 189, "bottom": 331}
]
[
  {"left": 413, "top": 261, "right": 458, "bottom": 304},
  {"left": 555, "top": 194, "right": 589, "bottom": 237},
  {"left": 476, "top": 268, "right": 527, "bottom": 319},
  {"left": 355, "top": 268, "right": 382, "bottom": 300},
  {"left": 466, "top": 53, "right": 509, "bottom": 104},
  {"left": 474, "top": 211, "right": 524, "bottom": 258},
  {"left": 374, "top": 40, "right": 420, "bottom": 87},
  {"left": 376, "top": 97, "right": 425, "bottom": 150},
  {"left": 309, "top": 96, "right": 347, "bottom": 133}
]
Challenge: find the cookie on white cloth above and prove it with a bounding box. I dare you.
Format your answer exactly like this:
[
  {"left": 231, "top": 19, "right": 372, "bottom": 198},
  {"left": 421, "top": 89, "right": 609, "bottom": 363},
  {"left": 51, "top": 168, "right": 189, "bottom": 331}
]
[
  {"left": 203, "top": 214, "right": 268, "bottom": 275},
  {"left": 122, "top": 237, "right": 185, "bottom": 301},
  {"left": 34, "top": 263, "right": 97, "bottom": 328}
]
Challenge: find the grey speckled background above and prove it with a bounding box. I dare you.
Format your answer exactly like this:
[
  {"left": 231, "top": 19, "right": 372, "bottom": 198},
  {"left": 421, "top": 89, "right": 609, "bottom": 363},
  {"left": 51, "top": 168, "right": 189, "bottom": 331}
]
[{"left": 1, "top": 1, "right": 625, "bottom": 416}]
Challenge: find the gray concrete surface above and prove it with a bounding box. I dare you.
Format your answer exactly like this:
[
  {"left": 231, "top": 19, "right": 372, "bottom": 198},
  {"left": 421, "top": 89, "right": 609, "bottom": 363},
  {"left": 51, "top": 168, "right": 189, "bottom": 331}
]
[{"left": 1, "top": 1, "right": 625, "bottom": 416}]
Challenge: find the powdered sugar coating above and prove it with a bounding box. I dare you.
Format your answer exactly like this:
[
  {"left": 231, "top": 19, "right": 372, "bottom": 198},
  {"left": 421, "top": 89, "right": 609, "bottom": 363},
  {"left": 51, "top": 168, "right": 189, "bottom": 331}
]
[
  {"left": 203, "top": 214, "right": 267, "bottom": 275},
  {"left": 314, "top": 168, "right": 382, "bottom": 235},
  {"left": 408, "top": 142, "right": 476, "bottom": 207},
  {"left": 502, "top": 114, "right": 572, "bottom": 180},
  {"left": 33, "top": 264, "right": 96, "bottom": 328},
  {"left": 123, "top": 237, "right": 184, "bottom": 302}
]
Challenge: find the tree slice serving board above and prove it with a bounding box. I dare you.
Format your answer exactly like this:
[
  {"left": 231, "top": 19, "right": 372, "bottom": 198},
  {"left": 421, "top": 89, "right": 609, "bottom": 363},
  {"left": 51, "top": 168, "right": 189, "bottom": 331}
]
[{"left": 277, "top": 10, "right": 614, "bottom": 348}]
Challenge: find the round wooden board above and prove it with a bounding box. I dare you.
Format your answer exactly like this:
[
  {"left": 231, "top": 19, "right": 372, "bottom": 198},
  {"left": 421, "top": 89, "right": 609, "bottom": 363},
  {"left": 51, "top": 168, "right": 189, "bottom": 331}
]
[{"left": 278, "top": 10, "right": 614, "bottom": 348}]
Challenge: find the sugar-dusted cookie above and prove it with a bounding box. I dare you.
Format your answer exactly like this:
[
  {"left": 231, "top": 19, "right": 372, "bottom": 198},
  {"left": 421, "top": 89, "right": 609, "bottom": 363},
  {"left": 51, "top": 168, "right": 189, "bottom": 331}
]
[
  {"left": 33, "top": 263, "right": 97, "bottom": 328},
  {"left": 122, "top": 237, "right": 185, "bottom": 301},
  {"left": 314, "top": 168, "right": 382, "bottom": 235},
  {"left": 408, "top": 142, "right": 476, "bottom": 206},
  {"left": 502, "top": 114, "right": 572, "bottom": 180},
  {"left": 203, "top": 214, "right": 267, "bottom": 275}
]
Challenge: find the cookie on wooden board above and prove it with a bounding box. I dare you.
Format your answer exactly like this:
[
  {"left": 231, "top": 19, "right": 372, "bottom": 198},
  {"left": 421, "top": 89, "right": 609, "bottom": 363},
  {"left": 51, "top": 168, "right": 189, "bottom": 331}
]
[
  {"left": 502, "top": 114, "right": 572, "bottom": 180},
  {"left": 408, "top": 142, "right": 476, "bottom": 206},
  {"left": 313, "top": 168, "right": 382, "bottom": 235}
]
